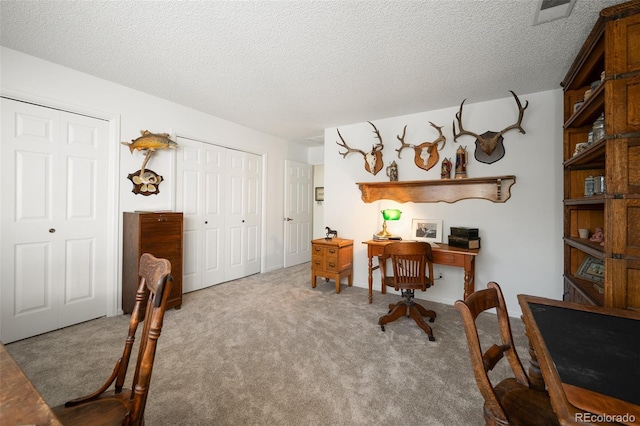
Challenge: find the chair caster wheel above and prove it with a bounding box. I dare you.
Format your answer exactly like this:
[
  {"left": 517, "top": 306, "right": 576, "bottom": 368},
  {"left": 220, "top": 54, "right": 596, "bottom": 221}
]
[
  {"left": 428, "top": 336, "right": 435, "bottom": 342},
  {"left": 429, "top": 317, "right": 435, "bottom": 323},
  {"left": 380, "top": 326, "right": 385, "bottom": 332}
]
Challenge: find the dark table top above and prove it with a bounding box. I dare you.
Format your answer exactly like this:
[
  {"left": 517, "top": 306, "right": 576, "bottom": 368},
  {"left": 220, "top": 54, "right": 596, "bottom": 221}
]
[{"left": 528, "top": 302, "right": 640, "bottom": 405}]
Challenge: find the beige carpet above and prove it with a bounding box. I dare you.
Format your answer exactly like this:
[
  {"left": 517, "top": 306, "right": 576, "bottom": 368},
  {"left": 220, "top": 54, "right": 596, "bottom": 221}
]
[{"left": 5, "top": 262, "right": 529, "bottom": 425}]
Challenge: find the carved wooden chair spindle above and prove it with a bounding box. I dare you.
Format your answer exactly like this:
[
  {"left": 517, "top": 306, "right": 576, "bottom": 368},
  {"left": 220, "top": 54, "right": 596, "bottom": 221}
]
[
  {"left": 454, "top": 282, "right": 559, "bottom": 426},
  {"left": 52, "top": 253, "right": 173, "bottom": 426}
]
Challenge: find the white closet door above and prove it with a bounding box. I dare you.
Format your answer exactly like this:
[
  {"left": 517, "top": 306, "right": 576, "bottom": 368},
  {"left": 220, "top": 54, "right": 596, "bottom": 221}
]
[
  {"left": 225, "top": 150, "right": 262, "bottom": 281},
  {"left": 176, "top": 137, "right": 225, "bottom": 292},
  {"left": 1, "top": 98, "right": 109, "bottom": 343},
  {"left": 176, "top": 139, "right": 262, "bottom": 288},
  {"left": 284, "top": 160, "right": 312, "bottom": 267}
]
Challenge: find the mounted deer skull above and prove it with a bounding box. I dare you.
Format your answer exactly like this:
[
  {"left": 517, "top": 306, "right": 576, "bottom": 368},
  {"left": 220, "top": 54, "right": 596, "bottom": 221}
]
[
  {"left": 396, "top": 122, "right": 446, "bottom": 172},
  {"left": 336, "top": 121, "right": 384, "bottom": 175},
  {"left": 453, "top": 91, "right": 528, "bottom": 164}
]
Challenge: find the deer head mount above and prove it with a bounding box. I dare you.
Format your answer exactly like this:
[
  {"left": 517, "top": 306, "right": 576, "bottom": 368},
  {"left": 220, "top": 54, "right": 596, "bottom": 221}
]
[
  {"left": 396, "top": 122, "right": 446, "bottom": 172},
  {"left": 336, "top": 121, "right": 384, "bottom": 175},
  {"left": 453, "top": 91, "right": 528, "bottom": 164}
]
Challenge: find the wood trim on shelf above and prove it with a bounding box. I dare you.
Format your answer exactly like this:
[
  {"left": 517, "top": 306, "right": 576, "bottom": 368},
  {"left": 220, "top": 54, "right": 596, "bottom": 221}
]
[
  {"left": 564, "top": 237, "right": 604, "bottom": 260},
  {"left": 356, "top": 175, "right": 516, "bottom": 204}
]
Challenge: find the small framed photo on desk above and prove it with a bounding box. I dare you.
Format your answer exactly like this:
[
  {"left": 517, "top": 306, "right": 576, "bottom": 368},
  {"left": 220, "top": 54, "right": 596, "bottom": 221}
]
[{"left": 411, "top": 219, "right": 442, "bottom": 243}]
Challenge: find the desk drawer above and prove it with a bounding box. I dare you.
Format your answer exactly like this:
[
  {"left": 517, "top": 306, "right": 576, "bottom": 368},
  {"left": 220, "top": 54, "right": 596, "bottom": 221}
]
[
  {"left": 325, "top": 246, "right": 339, "bottom": 261},
  {"left": 312, "top": 257, "right": 340, "bottom": 272},
  {"left": 433, "top": 251, "right": 464, "bottom": 267}
]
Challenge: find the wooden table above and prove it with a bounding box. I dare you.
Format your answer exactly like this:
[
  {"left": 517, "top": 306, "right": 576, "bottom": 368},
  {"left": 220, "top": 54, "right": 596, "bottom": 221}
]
[
  {"left": 518, "top": 295, "right": 640, "bottom": 425},
  {"left": 362, "top": 240, "right": 479, "bottom": 304},
  {"left": 1, "top": 343, "right": 61, "bottom": 425}
]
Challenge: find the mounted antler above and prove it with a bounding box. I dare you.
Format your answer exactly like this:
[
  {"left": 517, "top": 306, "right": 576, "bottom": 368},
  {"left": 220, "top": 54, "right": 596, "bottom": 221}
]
[
  {"left": 336, "top": 121, "right": 384, "bottom": 175},
  {"left": 396, "top": 122, "right": 446, "bottom": 171},
  {"left": 453, "top": 91, "right": 529, "bottom": 164}
]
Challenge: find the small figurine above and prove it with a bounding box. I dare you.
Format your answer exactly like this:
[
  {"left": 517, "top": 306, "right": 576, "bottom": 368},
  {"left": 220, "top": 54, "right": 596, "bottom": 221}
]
[
  {"left": 440, "top": 158, "right": 452, "bottom": 179},
  {"left": 325, "top": 227, "right": 338, "bottom": 239},
  {"left": 590, "top": 227, "right": 604, "bottom": 243},
  {"left": 455, "top": 146, "right": 468, "bottom": 179},
  {"left": 386, "top": 161, "right": 398, "bottom": 181}
]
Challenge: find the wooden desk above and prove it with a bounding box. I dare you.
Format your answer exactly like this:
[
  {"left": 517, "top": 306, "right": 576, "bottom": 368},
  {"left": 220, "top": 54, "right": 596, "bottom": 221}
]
[
  {"left": 362, "top": 240, "right": 479, "bottom": 304},
  {"left": 1, "top": 343, "right": 62, "bottom": 425},
  {"left": 518, "top": 295, "right": 640, "bottom": 425}
]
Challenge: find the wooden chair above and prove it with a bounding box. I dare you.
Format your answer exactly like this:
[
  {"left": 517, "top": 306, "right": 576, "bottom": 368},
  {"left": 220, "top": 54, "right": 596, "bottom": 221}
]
[
  {"left": 454, "top": 282, "right": 560, "bottom": 426},
  {"left": 378, "top": 241, "right": 437, "bottom": 341},
  {"left": 52, "top": 253, "right": 173, "bottom": 426}
]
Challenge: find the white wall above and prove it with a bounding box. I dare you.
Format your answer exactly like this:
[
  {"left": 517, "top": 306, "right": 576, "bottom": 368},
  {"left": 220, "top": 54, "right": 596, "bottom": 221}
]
[
  {"left": 323, "top": 90, "right": 564, "bottom": 315},
  {"left": 1, "top": 48, "right": 309, "bottom": 311},
  {"left": 312, "top": 165, "right": 325, "bottom": 239}
]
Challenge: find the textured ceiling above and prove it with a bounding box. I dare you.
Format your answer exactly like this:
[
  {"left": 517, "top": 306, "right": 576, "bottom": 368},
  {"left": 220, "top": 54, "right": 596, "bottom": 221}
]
[{"left": 0, "top": 1, "right": 622, "bottom": 146}]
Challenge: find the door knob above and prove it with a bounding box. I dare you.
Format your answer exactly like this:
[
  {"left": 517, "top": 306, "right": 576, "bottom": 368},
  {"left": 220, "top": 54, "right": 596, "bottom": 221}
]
[
  {"left": 205, "top": 221, "right": 208, "bottom": 224},
  {"left": 49, "top": 228, "right": 56, "bottom": 233},
  {"left": 285, "top": 217, "right": 293, "bottom": 221}
]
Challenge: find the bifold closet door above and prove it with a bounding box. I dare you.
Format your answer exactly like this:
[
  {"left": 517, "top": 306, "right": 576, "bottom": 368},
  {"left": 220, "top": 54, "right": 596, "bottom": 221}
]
[
  {"left": 176, "top": 138, "right": 262, "bottom": 290},
  {"left": 176, "top": 137, "right": 225, "bottom": 292},
  {"left": 225, "top": 149, "right": 261, "bottom": 281},
  {"left": 1, "top": 98, "right": 109, "bottom": 343}
]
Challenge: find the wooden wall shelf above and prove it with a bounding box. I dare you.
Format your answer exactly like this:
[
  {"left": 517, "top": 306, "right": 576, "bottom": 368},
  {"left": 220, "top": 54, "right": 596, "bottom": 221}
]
[{"left": 356, "top": 175, "right": 516, "bottom": 203}]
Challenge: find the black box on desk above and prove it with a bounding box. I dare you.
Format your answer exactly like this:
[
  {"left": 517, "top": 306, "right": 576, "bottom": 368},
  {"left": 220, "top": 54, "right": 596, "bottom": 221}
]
[
  {"left": 448, "top": 235, "right": 481, "bottom": 249},
  {"left": 450, "top": 227, "right": 479, "bottom": 239}
]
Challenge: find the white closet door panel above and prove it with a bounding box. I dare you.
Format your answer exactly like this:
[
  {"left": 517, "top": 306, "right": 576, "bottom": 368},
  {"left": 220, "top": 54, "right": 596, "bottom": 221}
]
[
  {"left": 15, "top": 151, "right": 53, "bottom": 222},
  {"left": 6, "top": 242, "right": 58, "bottom": 341},
  {"left": 246, "top": 224, "right": 259, "bottom": 264},
  {"left": 182, "top": 229, "right": 200, "bottom": 293},
  {"left": 14, "top": 242, "right": 54, "bottom": 315},
  {"left": 176, "top": 141, "right": 203, "bottom": 292},
  {"left": 228, "top": 225, "right": 243, "bottom": 268},
  {"left": 57, "top": 110, "right": 108, "bottom": 328},
  {"left": 63, "top": 238, "right": 95, "bottom": 302},
  {"left": 201, "top": 145, "right": 224, "bottom": 287},
  {"left": 225, "top": 150, "right": 261, "bottom": 281},
  {"left": 66, "top": 157, "right": 96, "bottom": 218}
]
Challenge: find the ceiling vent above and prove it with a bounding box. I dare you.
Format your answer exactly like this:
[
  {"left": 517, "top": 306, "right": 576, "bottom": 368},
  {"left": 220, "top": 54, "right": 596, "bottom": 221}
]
[{"left": 533, "top": 0, "right": 576, "bottom": 25}]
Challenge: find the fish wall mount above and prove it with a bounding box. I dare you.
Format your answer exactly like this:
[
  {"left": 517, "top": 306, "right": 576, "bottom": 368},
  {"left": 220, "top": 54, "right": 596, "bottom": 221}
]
[{"left": 121, "top": 130, "right": 178, "bottom": 195}]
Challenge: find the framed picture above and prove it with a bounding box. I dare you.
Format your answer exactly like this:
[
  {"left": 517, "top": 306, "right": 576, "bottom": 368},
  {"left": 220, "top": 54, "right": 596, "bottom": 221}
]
[
  {"left": 315, "top": 187, "right": 324, "bottom": 202},
  {"left": 575, "top": 256, "right": 604, "bottom": 283},
  {"left": 411, "top": 219, "right": 443, "bottom": 243}
]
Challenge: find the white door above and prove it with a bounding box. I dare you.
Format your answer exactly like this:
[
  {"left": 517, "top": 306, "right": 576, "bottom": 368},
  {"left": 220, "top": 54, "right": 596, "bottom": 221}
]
[
  {"left": 225, "top": 150, "right": 261, "bottom": 281},
  {"left": 1, "top": 98, "right": 109, "bottom": 343},
  {"left": 284, "top": 160, "right": 312, "bottom": 267},
  {"left": 176, "top": 137, "right": 225, "bottom": 292}
]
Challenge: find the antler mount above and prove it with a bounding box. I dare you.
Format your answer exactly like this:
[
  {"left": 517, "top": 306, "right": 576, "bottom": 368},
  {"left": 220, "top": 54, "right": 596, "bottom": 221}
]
[{"left": 453, "top": 91, "right": 528, "bottom": 164}]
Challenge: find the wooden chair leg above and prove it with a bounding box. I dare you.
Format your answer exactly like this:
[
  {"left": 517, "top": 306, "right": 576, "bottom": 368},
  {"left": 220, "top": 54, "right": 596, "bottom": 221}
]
[
  {"left": 408, "top": 305, "right": 435, "bottom": 341},
  {"left": 413, "top": 302, "right": 436, "bottom": 323},
  {"left": 379, "top": 301, "right": 408, "bottom": 331}
]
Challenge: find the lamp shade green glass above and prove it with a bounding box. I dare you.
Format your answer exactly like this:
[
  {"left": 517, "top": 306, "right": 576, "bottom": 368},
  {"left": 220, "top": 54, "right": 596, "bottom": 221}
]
[
  {"left": 381, "top": 209, "right": 402, "bottom": 221},
  {"left": 377, "top": 209, "right": 402, "bottom": 237}
]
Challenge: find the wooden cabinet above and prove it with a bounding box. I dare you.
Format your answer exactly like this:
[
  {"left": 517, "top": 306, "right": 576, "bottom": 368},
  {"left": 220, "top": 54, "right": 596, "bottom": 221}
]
[
  {"left": 311, "top": 238, "right": 353, "bottom": 294},
  {"left": 562, "top": 1, "right": 640, "bottom": 309},
  {"left": 123, "top": 212, "right": 183, "bottom": 313}
]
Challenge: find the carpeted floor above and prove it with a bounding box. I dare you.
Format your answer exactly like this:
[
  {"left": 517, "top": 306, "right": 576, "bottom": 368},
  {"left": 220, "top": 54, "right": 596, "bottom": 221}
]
[{"left": 5, "top": 262, "right": 530, "bottom": 425}]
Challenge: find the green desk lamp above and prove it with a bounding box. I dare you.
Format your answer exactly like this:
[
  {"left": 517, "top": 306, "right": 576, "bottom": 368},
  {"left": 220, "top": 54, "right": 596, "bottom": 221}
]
[{"left": 377, "top": 209, "right": 402, "bottom": 238}]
